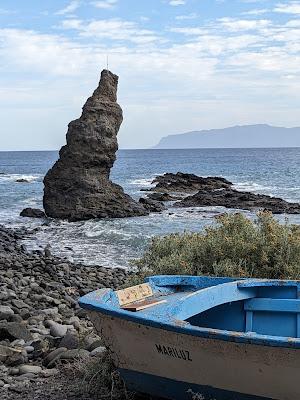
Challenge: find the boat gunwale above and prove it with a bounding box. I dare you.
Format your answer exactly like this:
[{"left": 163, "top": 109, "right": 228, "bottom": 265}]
[{"left": 79, "top": 275, "right": 300, "bottom": 349}]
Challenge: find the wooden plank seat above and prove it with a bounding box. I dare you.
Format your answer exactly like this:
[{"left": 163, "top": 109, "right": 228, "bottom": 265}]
[{"left": 244, "top": 298, "right": 300, "bottom": 313}]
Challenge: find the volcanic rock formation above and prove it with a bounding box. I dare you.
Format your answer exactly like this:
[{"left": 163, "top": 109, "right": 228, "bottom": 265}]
[
  {"left": 144, "top": 172, "right": 300, "bottom": 214},
  {"left": 43, "top": 70, "right": 147, "bottom": 221}
]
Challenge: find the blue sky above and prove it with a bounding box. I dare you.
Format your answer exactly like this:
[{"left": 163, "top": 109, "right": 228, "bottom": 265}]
[{"left": 0, "top": 0, "right": 300, "bottom": 150}]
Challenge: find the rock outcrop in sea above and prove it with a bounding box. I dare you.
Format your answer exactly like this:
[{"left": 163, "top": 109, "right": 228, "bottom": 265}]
[
  {"left": 143, "top": 172, "right": 300, "bottom": 214},
  {"left": 43, "top": 70, "right": 147, "bottom": 221}
]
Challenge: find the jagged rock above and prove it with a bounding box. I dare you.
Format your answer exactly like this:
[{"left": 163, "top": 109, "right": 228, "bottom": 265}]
[
  {"left": 0, "top": 322, "right": 32, "bottom": 341},
  {"left": 175, "top": 188, "right": 300, "bottom": 214},
  {"left": 43, "top": 69, "right": 147, "bottom": 221},
  {"left": 0, "top": 305, "right": 14, "bottom": 320},
  {"left": 20, "top": 208, "right": 45, "bottom": 218},
  {"left": 15, "top": 179, "right": 29, "bottom": 183},
  {"left": 59, "top": 331, "right": 79, "bottom": 349},
  {"left": 139, "top": 197, "right": 166, "bottom": 213},
  {"left": 148, "top": 172, "right": 232, "bottom": 193},
  {"left": 146, "top": 172, "right": 300, "bottom": 214},
  {"left": 147, "top": 192, "right": 180, "bottom": 201}
]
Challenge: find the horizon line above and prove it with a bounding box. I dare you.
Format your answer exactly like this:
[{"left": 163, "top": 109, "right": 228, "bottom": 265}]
[{"left": 1, "top": 146, "right": 300, "bottom": 152}]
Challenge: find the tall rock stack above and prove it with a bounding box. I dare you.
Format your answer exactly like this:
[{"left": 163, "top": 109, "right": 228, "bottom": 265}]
[{"left": 43, "top": 70, "right": 147, "bottom": 221}]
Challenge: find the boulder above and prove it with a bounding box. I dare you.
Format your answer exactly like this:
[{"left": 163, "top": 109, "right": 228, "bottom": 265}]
[
  {"left": 18, "top": 365, "right": 42, "bottom": 375},
  {"left": 0, "top": 305, "right": 14, "bottom": 320},
  {"left": 46, "top": 321, "right": 73, "bottom": 338},
  {"left": 147, "top": 192, "right": 180, "bottom": 201},
  {"left": 0, "top": 322, "right": 32, "bottom": 341},
  {"left": 139, "top": 197, "right": 166, "bottom": 213},
  {"left": 15, "top": 179, "right": 29, "bottom": 183},
  {"left": 43, "top": 69, "right": 147, "bottom": 221},
  {"left": 149, "top": 172, "right": 232, "bottom": 193},
  {"left": 43, "top": 347, "right": 67, "bottom": 367},
  {"left": 90, "top": 346, "right": 106, "bottom": 357},
  {"left": 86, "top": 338, "right": 103, "bottom": 352},
  {"left": 20, "top": 208, "right": 45, "bottom": 218},
  {"left": 11, "top": 299, "right": 29, "bottom": 309},
  {"left": 59, "top": 330, "right": 79, "bottom": 349}
]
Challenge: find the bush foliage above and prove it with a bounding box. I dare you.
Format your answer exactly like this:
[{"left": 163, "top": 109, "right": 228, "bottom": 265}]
[{"left": 133, "top": 212, "right": 300, "bottom": 282}]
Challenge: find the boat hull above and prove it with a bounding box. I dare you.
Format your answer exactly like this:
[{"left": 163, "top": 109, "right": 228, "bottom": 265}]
[{"left": 89, "top": 311, "right": 300, "bottom": 400}]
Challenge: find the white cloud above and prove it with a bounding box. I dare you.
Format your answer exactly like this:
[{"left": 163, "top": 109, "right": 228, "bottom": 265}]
[
  {"left": 91, "top": 0, "right": 118, "bottom": 10},
  {"left": 274, "top": 2, "right": 300, "bottom": 14},
  {"left": 170, "top": 27, "right": 207, "bottom": 35},
  {"left": 1, "top": 3, "right": 300, "bottom": 149},
  {"left": 218, "top": 18, "right": 271, "bottom": 32},
  {"left": 175, "top": 13, "right": 198, "bottom": 20},
  {"left": 169, "top": 0, "right": 186, "bottom": 6},
  {"left": 285, "top": 19, "right": 300, "bottom": 27},
  {"left": 60, "top": 18, "right": 160, "bottom": 44},
  {"left": 0, "top": 29, "right": 92, "bottom": 76},
  {"left": 56, "top": 1, "right": 80, "bottom": 15},
  {"left": 242, "top": 8, "right": 269, "bottom": 16}
]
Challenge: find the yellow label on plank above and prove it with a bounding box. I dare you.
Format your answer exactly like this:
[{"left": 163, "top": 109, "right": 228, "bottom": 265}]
[{"left": 116, "top": 283, "right": 153, "bottom": 306}]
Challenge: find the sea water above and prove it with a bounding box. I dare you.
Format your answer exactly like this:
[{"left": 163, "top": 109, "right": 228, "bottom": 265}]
[{"left": 0, "top": 148, "right": 300, "bottom": 268}]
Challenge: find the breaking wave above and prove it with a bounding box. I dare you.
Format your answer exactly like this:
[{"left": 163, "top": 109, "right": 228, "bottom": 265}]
[{"left": 0, "top": 173, "right": 43, "bottom": 183}]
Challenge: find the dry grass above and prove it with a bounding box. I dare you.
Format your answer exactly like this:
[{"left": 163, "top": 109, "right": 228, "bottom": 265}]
[{"left": 63, "top": 351, "right": 136, "bottom": 400}]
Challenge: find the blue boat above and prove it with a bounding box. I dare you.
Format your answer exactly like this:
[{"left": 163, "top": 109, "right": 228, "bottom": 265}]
[{"left": 79, "top": 275, "right": 300, "bottom": 400}]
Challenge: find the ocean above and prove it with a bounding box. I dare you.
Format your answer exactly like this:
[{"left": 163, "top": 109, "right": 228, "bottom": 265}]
[{"left": 1, "top": 148, "right": 300, "bottom": 268}]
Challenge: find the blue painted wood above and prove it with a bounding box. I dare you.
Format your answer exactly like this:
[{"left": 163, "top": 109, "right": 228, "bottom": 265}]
[
  {"left": 176, "top": 281, "right": 256, "bottom": 320},
  {"left": 297, "top": 290, "right": 300, "bottom": 338},
  {"left": 238, "top": 280, "right": 299, "bottom": 288},
  {"left": 79, "top": 275, "right": 300, "bottom": 349},
  {"left": 245, "top": 298, "right": 300, "bottom": 313},
  {"left": 246, "top": 310, "right": 253, "bottom": 332}
]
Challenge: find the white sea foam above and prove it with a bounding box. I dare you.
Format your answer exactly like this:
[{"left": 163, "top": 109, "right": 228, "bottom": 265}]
[
  {"left": 233, "top": 181, "right": 276, "bottom": 193},
  {"left": 129, "top": 177, "right": 154, "bottom": 186},
  {"left": 0, "top": 173, "right": 42, "bottom": 183}
]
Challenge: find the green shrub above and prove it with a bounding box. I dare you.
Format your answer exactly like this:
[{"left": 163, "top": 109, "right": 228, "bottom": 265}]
[{"left": 132, "top": 212, "right": 300, "bottom": 282}]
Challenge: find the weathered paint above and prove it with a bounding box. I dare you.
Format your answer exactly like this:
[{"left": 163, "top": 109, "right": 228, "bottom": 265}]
[
  {"left": 90, "top": 312, "right": 300, "bottom": 400},
  {"left": 79, "top": 275, "right": 300, "bottom": 348},
  {"left": 79, "top": 275, "right": 300, "bottom": 400},
  {"left": 116, "top": 283, "right": 153, "bottom": 306}
]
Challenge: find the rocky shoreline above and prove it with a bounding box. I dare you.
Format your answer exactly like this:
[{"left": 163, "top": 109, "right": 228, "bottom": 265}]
[{"left": 0, "top": 225, "right": 129, "bottom": 399}]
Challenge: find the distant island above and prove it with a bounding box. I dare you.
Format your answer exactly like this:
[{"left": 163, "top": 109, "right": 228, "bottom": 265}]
[{"left": 153, "top": 124, "right": 300, "bottom": 149}]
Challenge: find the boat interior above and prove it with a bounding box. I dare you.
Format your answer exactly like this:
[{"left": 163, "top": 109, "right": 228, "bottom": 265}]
[{"left": 79, "top": 275, "right": 300, "bottom": 342}]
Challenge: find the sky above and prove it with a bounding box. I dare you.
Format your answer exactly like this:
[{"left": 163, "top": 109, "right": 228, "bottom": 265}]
[{"left": 0, "top": 0, "right": 300, "bottom": 150}]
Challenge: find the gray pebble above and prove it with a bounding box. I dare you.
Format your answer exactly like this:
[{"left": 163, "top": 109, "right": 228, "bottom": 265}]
[
  {"left": 19, "top": 365, "right": 42, "bottom": 375},
  {"left": 90, "top": 346, "right": 106, "bottom": 357}
]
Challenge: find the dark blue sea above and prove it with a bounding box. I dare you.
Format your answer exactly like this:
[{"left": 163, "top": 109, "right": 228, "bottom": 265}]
[{"left": 1, "top": 148, "right": 300, "bottom": 268}]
